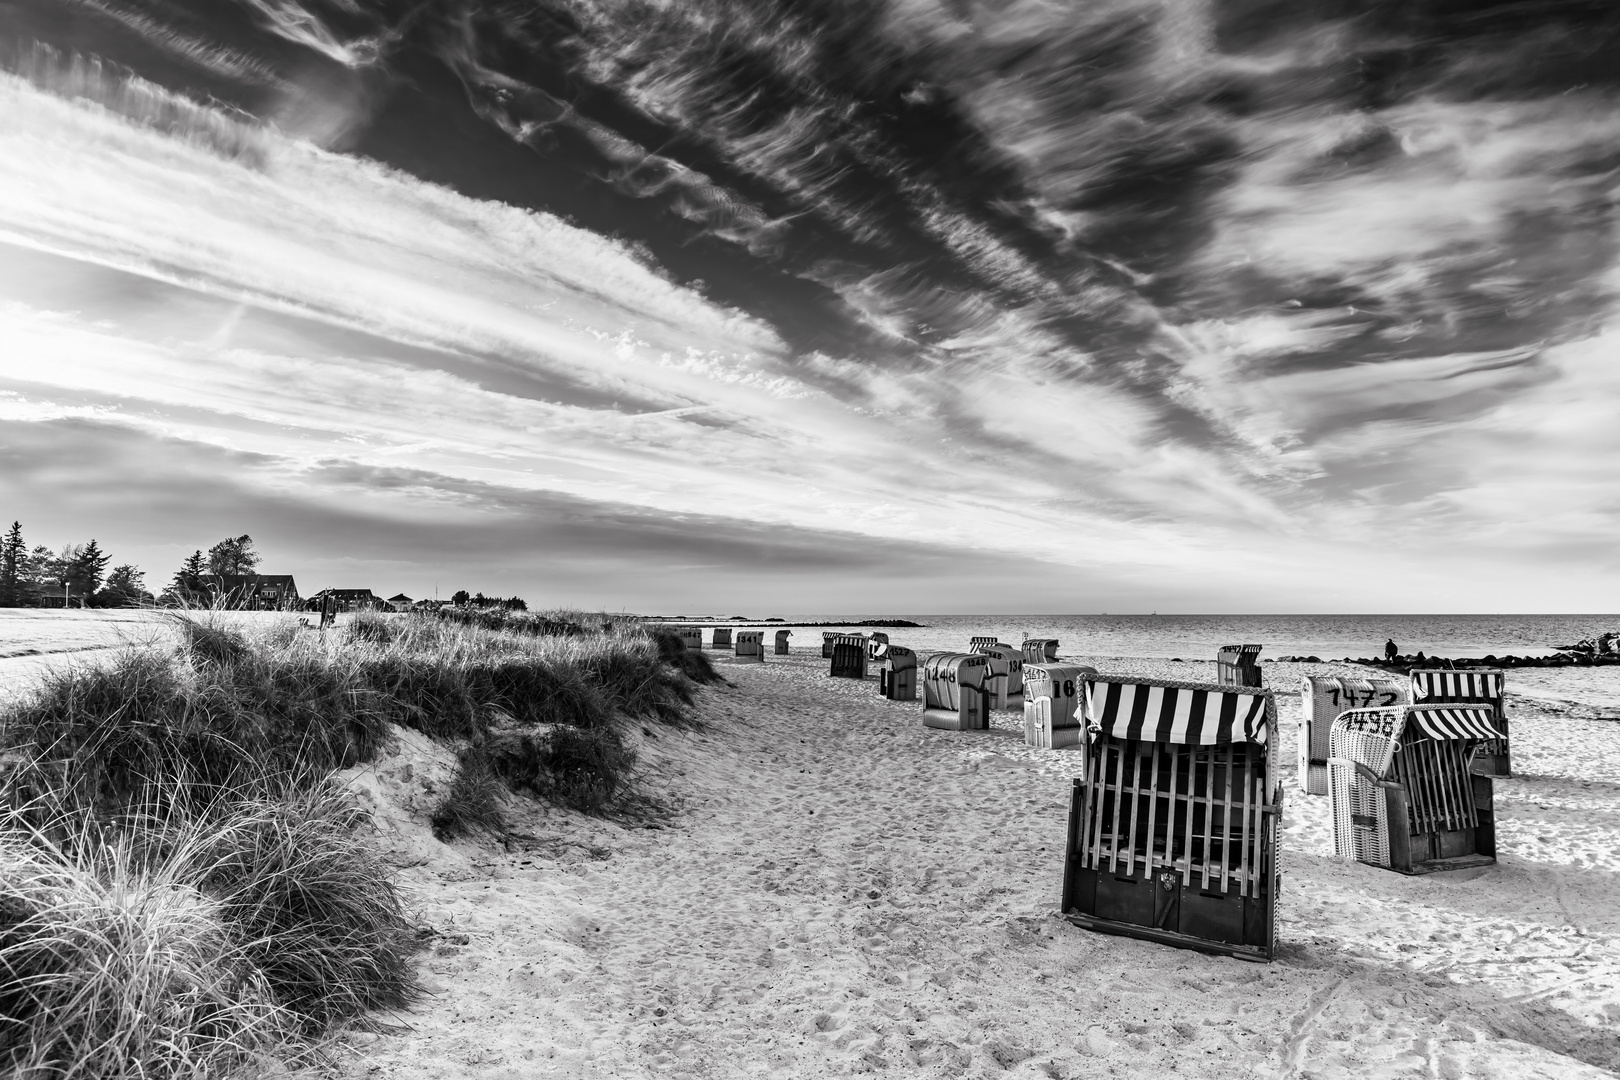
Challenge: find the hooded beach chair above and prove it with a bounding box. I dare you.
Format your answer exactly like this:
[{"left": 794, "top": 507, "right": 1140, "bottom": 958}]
[
  {"left": 711, "top": 627, "right": 733, "bottom": 650},
  {"left": 973, "top": 642, "right": 1025, "bottom": 711},
  {"left": 1022, "top": 664, "right": 1096, "bottom": 749},
  {"left": 1216, "top": 644, "right": 1263, "bottom": 688},
  {"left": 829, "top": 633, "right": 868, "bottom": 679},
  {"left": 1410, "top": 669, "right": 1509, "bottom": 777},
  {"left": 1022, "top": 639, "right": 1060, "bottom": 665},
  {"left": 880, "top": 645, "right": 918, "bottom": 701},
  {"left": 920, "top": 653, "right": 991, "bottom": 730},
  {"left": 1328, "top": 704, "right": 1500, "bottom": 874},
  {"left": 774, "top": 628, "right": 792, "bottom": 655},
  {"left": 1062, "top": 676, "right": 1280, "bottom": 962},
  {"left": 867, "top": 632, "right": 891, "bottom": 662},
  {"left": 1298, "top": 676, "right": 1407, "bottom": 796},
  {"left": 734, "top": 630, "right": 764, "bottom": 662},
  {"left": 822, "top": 632, "right": 838, "bottom": 659},
  {"left": 675, "top": 625, "right": 704, "bottom": 651}
]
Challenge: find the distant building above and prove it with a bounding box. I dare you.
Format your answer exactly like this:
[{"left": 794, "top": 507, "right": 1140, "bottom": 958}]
[
  {"left": 307, "top": 588, "right": 384, "bottom": 613},
  {"left": 386, "top": 593, "right": 413, "bottom": 613},
  {"left": 196, "top": 575, "right": 301, "bottom": 610}
]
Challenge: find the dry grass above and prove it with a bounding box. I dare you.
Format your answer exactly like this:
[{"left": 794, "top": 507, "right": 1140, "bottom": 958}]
[{"left": 0, "top": 609, "right": 714, "bottom": 1075}]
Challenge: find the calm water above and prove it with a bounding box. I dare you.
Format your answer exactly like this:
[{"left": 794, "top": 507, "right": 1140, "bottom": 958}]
[
  {"left": 766, "top": 613, "right": 1620, "bottom": 714},
  {"left": 777, "top": 614, "right": 1618, "bottom": 662}
]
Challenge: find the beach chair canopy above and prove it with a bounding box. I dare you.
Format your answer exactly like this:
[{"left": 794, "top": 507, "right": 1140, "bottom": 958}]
[
  {"left": 884, "top": 645, "right": 917, "bottom": 669},
  {"left": 1410, "top": 670, "right": 1503, "bottom": 702},
  {"left": 1404, "top": 705, "right": 1501, "bottom": 742},
  {"left": 1085, "top": 677, "right": 1271, "bottom": 745}
]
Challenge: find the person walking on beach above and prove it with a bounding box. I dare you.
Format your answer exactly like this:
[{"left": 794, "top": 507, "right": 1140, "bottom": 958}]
[{"left": 1385, "top": 638, "right": 1398, "bottom": 662}]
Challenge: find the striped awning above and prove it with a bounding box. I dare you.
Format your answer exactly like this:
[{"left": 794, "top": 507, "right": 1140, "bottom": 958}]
[
  {"left": 1085, "top": 679, "right": 1270, "bottom": 745},
  {"left": 1411, "top": 670, "right": 1503, "bottom": 701},
  {"left": 1406, "top": 706, "right": 1502, "bottom": 742}
]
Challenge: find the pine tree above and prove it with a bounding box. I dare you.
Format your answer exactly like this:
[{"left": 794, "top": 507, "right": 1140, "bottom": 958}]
[
  {"left": 169, "top": 550, "right": 207, "bottom": 601},
  {"left": 69, "top": 538, "right": 111, "bottom": 599},
  {"left": 101, "top": 564, "right": 150, "bottom": 607},
  {"left": 0, "top": 521, "right": 23, "bottom": 606}
]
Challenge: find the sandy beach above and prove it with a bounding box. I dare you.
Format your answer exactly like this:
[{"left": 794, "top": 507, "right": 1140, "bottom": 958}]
[{"left": 309, "top": 649, "right": 1620, "bottom": 1080}]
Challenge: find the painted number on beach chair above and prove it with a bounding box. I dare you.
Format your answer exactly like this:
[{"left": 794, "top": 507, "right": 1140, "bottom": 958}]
[
  {"left": 1341, "top": 709, "right": 1397, "bottom": 736},
  {"left": 1328, "top": 688, "right": 1401, "bottom": 709}
]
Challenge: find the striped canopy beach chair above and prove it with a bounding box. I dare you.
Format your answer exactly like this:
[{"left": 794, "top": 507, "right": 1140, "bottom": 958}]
[
  {"left": 1022, "top": 664, "right": 1096, "bottom": 749},
  {"left": 1022, "top": 639, "right": 1060, "bottom": 665},
  {"left": 920, "top": 653, "right": 991, "bottom": 730},
  {"left": 822, "top": 631, "right": 838, "bottom": 659},
  {"left": 1062, "top": 677, "right": 1280, "bottom": 962},
  {"left": 1328, "top": 704, "right": 1500, "bottom": 875},
  {"left": 880, "top": 645, "right": 918, "bottom": 702},
  {"left": 829, "top": 633, "right": 868, "bottom": 679},
  {"left": 1298, "top": 676, "right": 1406, "bottom": 796},
  {"left": 1410, "top": 669, "right": 1509, "bottom": 777}
]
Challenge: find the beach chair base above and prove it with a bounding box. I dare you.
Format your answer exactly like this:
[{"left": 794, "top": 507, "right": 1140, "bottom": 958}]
[
  {"left": 1062, "top": 865, "right": 1275, "bottom": 963},
  {"left": 922, "top": 709, "right": 987, "bottom": 731},
  {"left": 1025, "top": 724, "right": 1084, "bottom": 750},
  {"left": 733, "top": 654, "right": 763, "bottom": 664},
  {"left": 880, "top": 668, "right": 916, "bottom": 701}
]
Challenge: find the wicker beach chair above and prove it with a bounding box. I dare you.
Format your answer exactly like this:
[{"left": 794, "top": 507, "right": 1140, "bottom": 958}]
[
  {"left": 1410, "top": 669, "right": 1509, "bottom": 777},
  {"left": 1022, "top": 639, "right": 1061, "bottom": 665},
  {"left": 712, "top": 627, "right": 733, "bottom": 650},
  {"left": 734, "top": 631, "right": 765, "bottom": 662},
  {"left": 973, "top": 642, "right": 1025, "bottom": 711},
  {"left": 1062, "top": 676, "right": 1280, "bottom": 962},
  {"left": 920, "top": 653, "right": 991, "bottom": 730},
  {"left": 774, "top": 628, "right": 792, "bottom": 655},
  {"left": 880, "top": 645, "right": 918, "bottom": 701},
  {"left": 675, "top": 626, "right": 703, "bottom": 651},
  {"left": 822, "top": 632, "right": 838, "bottom": 659},
  {"left": 1022, "top": 664, "right": 1096, "bottom": 749},
  {"left": 1216, "top": 644, "right": 1263, "bottom": 688},
  {"left": 829, "top": 633, "right": 868, "bottom": 679},
  {"left": 1298, "top": 676, "right": 1406, "bottom": 796},
  {"left": 1328, "top": 704, "right": 1500, "bottom": 874}
]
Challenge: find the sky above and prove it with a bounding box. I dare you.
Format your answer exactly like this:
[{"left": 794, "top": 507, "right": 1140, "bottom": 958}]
[{"left": 1, "top": 0, "right": 1618, "bottom": 614}]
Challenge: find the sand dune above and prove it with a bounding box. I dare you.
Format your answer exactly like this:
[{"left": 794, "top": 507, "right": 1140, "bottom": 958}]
[{"left": 340, "top": 652, "right": 1619, "bottom": 1079}]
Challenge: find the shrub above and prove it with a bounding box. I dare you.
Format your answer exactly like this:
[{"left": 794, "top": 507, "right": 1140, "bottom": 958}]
[
  {"left": 0, "top": 816, "right": 291, "bottom": 1080},
  {"left": 430, "top": 748, "right": 506, "bottom": 841}
]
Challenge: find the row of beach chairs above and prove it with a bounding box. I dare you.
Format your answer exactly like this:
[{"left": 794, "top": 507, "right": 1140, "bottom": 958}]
[{"left": 798, "top": 632, "right": 1511, "bottom": 963}]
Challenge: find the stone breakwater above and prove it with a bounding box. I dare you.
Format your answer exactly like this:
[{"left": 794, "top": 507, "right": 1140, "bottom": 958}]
[{"left": 1274, "top": 653, "right": 1620, "bottom": 671}]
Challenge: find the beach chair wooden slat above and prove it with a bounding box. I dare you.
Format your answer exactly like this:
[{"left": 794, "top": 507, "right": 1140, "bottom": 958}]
[
  {"left": 1238, "top": 743, "right": 1254, "bottom": 898},
  {"left": 1143, "top": 740, "right": 1164, "bottom": 878}
]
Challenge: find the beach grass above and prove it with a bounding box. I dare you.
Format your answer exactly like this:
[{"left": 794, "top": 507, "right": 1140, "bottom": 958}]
[{"left": 0, "top": 609, "right": 713, "bottom": 1074}]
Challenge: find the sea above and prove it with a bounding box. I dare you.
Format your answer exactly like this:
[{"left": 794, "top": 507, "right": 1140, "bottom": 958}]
[{"left": 751, "top": 613, "right": 1620, "bottom": 716}]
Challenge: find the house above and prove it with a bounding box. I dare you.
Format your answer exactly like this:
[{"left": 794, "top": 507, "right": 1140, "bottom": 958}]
[
  {"left": 196, "top": 575, "right": 301, "bottom": 610},
  {"left": 386, "top": 593, "right": 414, "bottom": 613},
  {"left": 32, "top": 581, "right": 90, "bottom": 608},
  {"left": 307, "top": 588, "right": 384, "bottom": 613}
]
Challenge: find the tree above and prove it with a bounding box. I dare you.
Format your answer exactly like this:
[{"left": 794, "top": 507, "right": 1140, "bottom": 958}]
[
  {"left": 169, "top": 550, "right": 207, "bottom": 603},
  {"left": 206, "top": 535, "right": 260, "bottom": 577},
  {"left": 99, "top": 564, "right": 151, "bottom": 608},
  {"left": 0, "top": 521, "right": 23, "bottom": 606},
  {"left": 451, "top": 590, "right": 470, "bottom": 606},
  {"left": 67, "top": 538, "right": 111, "bottom": 598}
]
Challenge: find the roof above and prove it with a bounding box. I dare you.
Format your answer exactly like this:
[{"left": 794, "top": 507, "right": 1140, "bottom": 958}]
[
  {"left": 200, "top": 574, "right": 298, "bottom": 589},
  {"left": 314, "top": 588, "right": 380, "bottom": 599},
  {"left": 387, "top": 593, "right": 413, "bottom": 603}
]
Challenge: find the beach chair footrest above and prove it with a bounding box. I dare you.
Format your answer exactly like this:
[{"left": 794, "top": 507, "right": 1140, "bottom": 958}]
[{"left": 1062, "top": 909, "right": 1272, "bottom": 963}]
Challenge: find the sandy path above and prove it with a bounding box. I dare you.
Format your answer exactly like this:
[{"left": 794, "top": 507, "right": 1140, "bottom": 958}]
[{"left": 338, "top": 654, "right": 1620, "bottom": 1080}]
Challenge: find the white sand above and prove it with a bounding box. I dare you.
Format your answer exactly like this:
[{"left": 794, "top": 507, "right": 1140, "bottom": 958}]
[{"left": 336, "top": 652, "right": 1620, "bottom": 1080}]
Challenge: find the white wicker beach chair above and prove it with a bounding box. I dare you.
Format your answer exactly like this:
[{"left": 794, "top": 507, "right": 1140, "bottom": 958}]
[
  {"left": 973, "top": 643, "right": 1024, "bottom": 711},
  {"left": 920, "top": 653, "right": 990, "bottom": 730},
  {"left": 1300, "top": 676, "right": 1406, "bottom": 796},
  {"left": 1022, "top": 664, "right": 1096, "bottom": 749},
  {"left": 734, "top": 631, "right": 765, "bottom": 662}
]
